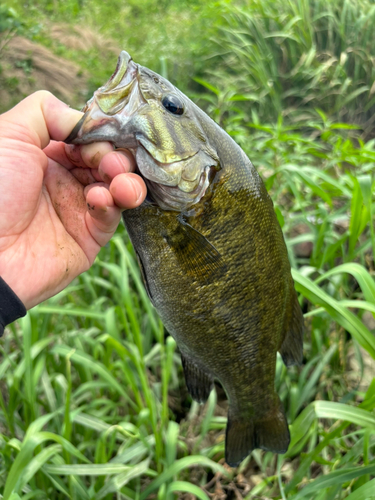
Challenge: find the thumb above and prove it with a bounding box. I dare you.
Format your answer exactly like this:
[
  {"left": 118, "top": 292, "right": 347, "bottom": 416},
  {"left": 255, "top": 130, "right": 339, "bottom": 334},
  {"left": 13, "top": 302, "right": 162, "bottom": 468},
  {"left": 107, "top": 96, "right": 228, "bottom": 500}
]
[{"left": 1, "top": 90, "right": 83, "bottom": 149}]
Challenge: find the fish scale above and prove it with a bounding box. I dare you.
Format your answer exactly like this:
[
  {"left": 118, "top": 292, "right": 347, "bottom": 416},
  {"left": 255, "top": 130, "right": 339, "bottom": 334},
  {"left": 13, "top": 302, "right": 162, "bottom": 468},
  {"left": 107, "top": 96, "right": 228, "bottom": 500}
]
[{"left": 65, "top": 50, "right": 304, "bottom": 466}]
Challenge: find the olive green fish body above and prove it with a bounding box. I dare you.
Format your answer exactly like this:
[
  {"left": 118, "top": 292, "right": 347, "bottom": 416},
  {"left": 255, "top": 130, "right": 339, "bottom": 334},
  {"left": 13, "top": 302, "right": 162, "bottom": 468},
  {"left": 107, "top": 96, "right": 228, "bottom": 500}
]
[
  {"left": 66, "top": 51, "right": 304, "bottom": 466},
  {"left": 123, "top": 129, "right": 299, "bottom": 461}
]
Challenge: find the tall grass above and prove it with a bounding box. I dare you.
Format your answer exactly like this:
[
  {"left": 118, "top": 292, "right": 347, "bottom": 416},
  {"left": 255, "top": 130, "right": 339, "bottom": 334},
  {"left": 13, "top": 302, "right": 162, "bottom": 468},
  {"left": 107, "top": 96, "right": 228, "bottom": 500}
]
[{"left": 201, "top": 0, "right": 375, "bottom": 133}]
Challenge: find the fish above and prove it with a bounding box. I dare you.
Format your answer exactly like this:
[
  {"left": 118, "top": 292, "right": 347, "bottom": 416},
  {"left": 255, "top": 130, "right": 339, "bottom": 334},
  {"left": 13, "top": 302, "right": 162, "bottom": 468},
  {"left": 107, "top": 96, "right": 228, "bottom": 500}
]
[{"left": 65, "top": 51, "right": 304, "bottom": 466}]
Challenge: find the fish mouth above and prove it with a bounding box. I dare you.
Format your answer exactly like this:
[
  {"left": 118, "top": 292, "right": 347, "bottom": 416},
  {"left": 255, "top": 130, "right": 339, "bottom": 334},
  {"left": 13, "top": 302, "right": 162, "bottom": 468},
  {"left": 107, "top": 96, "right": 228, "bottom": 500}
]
[{"left": 65, "top": 51, "right": 142, "bottom": 147}]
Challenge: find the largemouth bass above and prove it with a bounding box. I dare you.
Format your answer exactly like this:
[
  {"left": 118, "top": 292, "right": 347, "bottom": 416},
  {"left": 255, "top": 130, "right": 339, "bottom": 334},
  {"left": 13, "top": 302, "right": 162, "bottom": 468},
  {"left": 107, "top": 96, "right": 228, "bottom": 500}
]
[{"left": 66, "top": 51, "right": 304, "bottom": 466}]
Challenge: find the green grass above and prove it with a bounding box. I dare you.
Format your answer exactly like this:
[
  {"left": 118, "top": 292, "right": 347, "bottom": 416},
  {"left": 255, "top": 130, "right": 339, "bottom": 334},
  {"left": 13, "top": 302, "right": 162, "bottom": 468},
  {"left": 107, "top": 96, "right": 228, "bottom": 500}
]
[
  {"left": 200, "top": 0, "right": 375, "bottom": 133},
  {"left": 0, "top": 0, "right": 375, "bottom": 498}
]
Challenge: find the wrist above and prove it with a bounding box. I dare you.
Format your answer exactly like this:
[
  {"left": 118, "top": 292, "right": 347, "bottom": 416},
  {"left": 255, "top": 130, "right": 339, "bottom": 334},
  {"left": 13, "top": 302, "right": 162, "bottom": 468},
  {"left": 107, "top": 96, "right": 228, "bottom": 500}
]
[{"left": 0, "top": 268, "right": 32, "bottom": 310}]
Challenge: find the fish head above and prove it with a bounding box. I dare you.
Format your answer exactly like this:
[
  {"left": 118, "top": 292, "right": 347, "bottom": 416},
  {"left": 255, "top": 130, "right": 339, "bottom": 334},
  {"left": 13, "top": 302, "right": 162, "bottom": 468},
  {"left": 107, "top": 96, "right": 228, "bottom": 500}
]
[{"left": 66, "top": 51, "right": 220, "bottom": 211}]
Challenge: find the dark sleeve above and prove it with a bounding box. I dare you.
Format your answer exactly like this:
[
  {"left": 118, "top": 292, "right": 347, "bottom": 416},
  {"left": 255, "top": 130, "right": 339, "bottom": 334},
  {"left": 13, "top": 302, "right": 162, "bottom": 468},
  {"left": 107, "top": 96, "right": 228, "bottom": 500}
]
[{"left": 0, "top": 277, "right": 27, "bottom": 337}]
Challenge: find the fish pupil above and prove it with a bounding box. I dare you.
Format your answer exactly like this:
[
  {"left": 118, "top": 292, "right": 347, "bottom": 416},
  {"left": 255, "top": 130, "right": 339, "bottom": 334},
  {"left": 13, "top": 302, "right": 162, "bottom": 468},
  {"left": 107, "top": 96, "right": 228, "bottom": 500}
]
[{"left": 162, "top": 95, "right": 184, "bottom": 115}]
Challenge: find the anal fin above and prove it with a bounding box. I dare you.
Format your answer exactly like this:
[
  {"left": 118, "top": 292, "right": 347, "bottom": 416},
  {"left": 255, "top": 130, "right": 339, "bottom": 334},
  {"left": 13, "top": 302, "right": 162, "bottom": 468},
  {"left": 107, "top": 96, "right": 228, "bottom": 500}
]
[
  {"left": 279, "top": 288, "right": 304, "bottom": 367},
  {"left": 181, "top": 353, "right": 214, "bottom": 404}
]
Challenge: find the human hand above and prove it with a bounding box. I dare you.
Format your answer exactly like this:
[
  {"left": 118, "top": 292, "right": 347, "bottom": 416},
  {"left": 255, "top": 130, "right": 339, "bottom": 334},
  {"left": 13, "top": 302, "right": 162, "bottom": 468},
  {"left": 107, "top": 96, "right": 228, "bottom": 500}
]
[{"left": 0, "top": 91, "right": 147, "bottom": 309}]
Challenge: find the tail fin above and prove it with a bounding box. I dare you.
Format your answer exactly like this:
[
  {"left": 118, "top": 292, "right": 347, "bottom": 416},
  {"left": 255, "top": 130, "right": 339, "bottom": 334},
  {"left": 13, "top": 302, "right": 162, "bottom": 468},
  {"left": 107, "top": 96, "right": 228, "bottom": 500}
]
[
  {"left": 225, "top": 401, "right": 290, "bottom": 467},
  {"left": 279, "top": 288, "right": 304, "bottom": 367}
]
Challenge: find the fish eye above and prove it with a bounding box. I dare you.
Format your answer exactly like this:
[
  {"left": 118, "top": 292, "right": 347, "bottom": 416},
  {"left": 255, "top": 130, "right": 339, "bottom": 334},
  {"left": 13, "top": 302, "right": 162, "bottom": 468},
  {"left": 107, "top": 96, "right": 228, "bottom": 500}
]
[{"left": 162, "top": 94, "right": 184, "bottom": 116}]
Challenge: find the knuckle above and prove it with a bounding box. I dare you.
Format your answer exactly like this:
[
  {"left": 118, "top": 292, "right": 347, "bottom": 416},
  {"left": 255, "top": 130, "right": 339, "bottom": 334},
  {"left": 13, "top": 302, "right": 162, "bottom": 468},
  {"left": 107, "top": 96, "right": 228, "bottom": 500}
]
[{"left": 32, "top": 90, "right": 54, "bottom": 102}]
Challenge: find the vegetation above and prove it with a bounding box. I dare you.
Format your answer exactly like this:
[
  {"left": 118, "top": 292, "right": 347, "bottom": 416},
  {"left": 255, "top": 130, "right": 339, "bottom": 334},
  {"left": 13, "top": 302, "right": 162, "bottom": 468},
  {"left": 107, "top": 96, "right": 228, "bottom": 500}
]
[{"left": 0, "top": 0, "right": 374, "bottom": 498}]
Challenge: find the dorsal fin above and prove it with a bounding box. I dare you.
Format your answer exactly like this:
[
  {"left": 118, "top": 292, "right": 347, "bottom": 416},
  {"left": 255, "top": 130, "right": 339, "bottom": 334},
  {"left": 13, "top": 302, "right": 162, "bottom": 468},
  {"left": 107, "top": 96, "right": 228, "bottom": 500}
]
[{"left": 279, "top": 287, "right": 304, "bottom": 366}]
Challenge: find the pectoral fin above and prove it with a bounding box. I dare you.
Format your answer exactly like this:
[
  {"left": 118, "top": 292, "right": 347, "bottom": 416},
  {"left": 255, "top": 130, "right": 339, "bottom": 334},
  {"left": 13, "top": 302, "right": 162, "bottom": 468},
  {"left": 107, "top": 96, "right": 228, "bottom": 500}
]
[
  {"left": 181, "top": 353, "right": 214, "bottom": 403},
  {"left": 134, "top": 249, "right": 154, "bottom": 306},
  {"left": 164, "top": 215, "right": 227, "bottom": 283}
]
